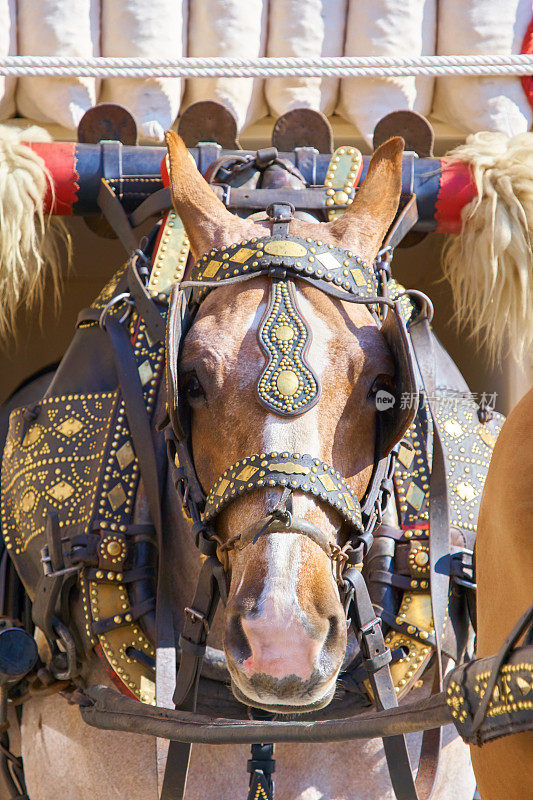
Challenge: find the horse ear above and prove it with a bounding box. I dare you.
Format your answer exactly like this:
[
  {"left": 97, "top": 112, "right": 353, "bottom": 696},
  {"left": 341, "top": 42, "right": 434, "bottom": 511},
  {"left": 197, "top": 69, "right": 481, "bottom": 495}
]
[
  {"left": 164, "top": 130, "right": 255, "bottom": 260},
  {"left": 326, "top": 137, "right": 405, "bottom": 259}
]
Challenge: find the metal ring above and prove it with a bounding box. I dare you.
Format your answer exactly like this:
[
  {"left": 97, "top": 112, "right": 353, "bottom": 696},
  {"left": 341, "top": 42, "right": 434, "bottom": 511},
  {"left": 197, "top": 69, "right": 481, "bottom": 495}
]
[
  {"left": 99, "top": 292, "right": 134, "bottom": 329},
  {"left": 375, "top": 244, "right": 393, "bottom": 262}
]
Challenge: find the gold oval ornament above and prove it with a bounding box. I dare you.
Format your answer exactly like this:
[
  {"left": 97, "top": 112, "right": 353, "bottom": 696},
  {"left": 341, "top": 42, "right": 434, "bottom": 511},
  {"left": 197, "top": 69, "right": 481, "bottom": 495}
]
[
  {"left": 333, "top": 190, "right": 349, "bottom": 205},
  {"left": 274, "top": 324, "right": 294, "bottom": 341},
  {"left": 20, "top": 490, "right": 36, "bottom": 514},
  {"left": 276, "top": 370, "right": 299, "bottom": 396},
  {"left": 264, "top": 240, "right": 307, "bottom": 257}
]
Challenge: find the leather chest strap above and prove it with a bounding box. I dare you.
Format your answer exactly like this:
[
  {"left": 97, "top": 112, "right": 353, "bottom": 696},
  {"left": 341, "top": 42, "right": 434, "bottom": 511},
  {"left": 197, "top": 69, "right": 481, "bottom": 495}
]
[{"left": 160, "top": 556, "right": 224, "bottom": 800}]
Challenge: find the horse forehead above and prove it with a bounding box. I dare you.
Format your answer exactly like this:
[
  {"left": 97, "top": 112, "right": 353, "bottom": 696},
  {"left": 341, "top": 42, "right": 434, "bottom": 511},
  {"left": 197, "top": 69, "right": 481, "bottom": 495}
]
[
  {"left": 182, "top": 283, "right": 267, "bottom": 362},
  {"left": 182, "top": 281, "right": 384, "bottom": 366}
]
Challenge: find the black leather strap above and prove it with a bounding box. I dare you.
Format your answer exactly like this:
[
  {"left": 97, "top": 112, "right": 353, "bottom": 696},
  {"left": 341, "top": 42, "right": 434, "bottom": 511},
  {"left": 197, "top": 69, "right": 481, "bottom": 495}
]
[
  {"left": 345, "top": 567, "right": 422, "bottom": 800},
  {"left": 127, "top": 256, "right": 166, "bottom": 343},
  {"left": 409, "top": 315, "right": 451, "bottom": 678},
  {"left": 160, "top": 557, "right": 222, "bottom": 800},
  {"left": 92, "top": 597, "right": 156, "bottom": 635},
  {"left": 383, "top": 194, "right": 419, "bottom": 251},
  {"left": 32, "top": 513, "right": 65, "bottom": 640},
  {"left": 266, "top": 201, "right": 294, "bottom": 236}
]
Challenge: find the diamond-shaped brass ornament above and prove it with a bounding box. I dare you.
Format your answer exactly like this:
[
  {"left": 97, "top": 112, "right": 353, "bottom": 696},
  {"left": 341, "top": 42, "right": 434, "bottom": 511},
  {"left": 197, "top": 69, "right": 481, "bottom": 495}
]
[
  {"left": 116, "top": 441, "right": 135, "bottom": 471},
  {"left": 107, "top": 483, "right": 126, "bottom": 511},
  {"left": 48, "top": 480, "right": 75, "bottom": 502},
  {"left": 351, "top": 268, "right": 367, "bottom": 287},
  {"left": 231, "top": 247, "right": 255, "bottom": 264},
  {"left": 454, "top": 481, "right": 477, "bottom": 503},
  {"left": 138, "top": 360, "right": 155, "bottom": 386},
  {"left": 315, "top": 251, "right": 341, "bottom": 271},
  {"left": 397, "top": 444, "right": 415, "bottom": 469},
  {"left": 406, "top": 482, "right": 424, "bottom": 511},
  {"left": 318, "top": 473, "right": 336, "bottom": 491},
  {"left": 215, "top": 479, "right": 230, "bottom": 497},
  {"left": 236, "top": 465, "right": 258, "bottom": 481},
  {"left": 203, "top": 259, "right": 222, "bottom": 278},
  {"left": 56, "top": 417, "right": 84, "bottom": 437},
  {"left": 444, "top": 419, "right": 463, "bottom": 438}
]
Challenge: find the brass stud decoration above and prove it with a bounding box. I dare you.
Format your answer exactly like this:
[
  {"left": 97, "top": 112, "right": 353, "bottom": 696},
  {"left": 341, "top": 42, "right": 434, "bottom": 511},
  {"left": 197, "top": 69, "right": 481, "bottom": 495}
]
[
  {"left": 257, "top": 280, "right": 319, "bottom": 416},
  {"left": 203, "top": 451, "right": 362, "bottom": 530}
]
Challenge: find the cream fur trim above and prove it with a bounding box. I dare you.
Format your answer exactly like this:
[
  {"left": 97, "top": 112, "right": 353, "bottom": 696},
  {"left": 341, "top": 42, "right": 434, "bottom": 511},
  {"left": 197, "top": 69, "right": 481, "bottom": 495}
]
[
  {"left": 0, "top": 130, "right": 71, "bottom": 344},
  {"left": 443, "top": 131, "right": 533, "bottom": 362}
]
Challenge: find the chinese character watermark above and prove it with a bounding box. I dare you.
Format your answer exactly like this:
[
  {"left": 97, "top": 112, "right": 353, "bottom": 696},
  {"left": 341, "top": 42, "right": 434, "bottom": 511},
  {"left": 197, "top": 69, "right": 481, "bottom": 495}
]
[{"left": 394, "top": 390, "right": 498, "bottom": 412}]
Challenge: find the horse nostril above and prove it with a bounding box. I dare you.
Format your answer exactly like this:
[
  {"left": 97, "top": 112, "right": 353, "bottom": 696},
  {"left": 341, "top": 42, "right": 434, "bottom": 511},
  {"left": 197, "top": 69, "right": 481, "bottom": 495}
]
[
  {"left": 227, "top": 613, "right": 251, "bottom": 662},
  {"left": 325, "top": 615, "right": 341, "bottom": 648}
]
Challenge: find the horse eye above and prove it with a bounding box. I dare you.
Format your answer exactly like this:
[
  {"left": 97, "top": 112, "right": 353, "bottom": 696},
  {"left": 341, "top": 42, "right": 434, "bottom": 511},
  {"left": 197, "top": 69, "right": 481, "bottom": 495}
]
[
  {"left": 182, "top": 373, "right": 204, "bottom": 400},
  {"left": 367, "top": 375, "right": 393, "bottom": 401}
]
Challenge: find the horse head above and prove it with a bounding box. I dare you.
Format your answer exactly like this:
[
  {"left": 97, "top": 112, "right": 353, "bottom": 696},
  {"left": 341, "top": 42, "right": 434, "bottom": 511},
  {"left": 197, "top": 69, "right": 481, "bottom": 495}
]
[{"left": 165, "top": 131, "right": 408, "bottom": 713}]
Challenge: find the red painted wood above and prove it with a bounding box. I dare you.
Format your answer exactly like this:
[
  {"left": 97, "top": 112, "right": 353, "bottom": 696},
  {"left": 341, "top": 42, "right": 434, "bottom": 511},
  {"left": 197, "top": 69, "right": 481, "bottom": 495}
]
[
  {"left": 435, "top": 159, "right": 477, "bottom": 234},
  {"left": 25, "top": 141, "right": 79, "bottom": 215},
  {"left": 521, "top": 16, "right": 533, "bottom": 106}
]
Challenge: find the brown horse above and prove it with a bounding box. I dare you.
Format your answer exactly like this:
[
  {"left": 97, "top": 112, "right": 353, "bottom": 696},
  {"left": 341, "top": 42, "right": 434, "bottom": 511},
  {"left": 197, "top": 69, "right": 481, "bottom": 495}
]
[
  {"left": 470, "top": 388, "right": 533, "bottom": 800},
  {"left": 17, "top": 132, "right": 475, "bottom": 799}
]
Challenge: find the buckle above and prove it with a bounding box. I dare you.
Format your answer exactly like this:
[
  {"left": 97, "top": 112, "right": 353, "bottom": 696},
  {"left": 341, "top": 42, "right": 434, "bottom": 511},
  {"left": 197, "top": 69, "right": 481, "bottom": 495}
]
[
  {"left": 359, "top": 616, "right": 382, "bottom": 636},
  {"left": 450, "top": 549, "right": 477, "bottom": 590},
  {"left": 40, "top": 544, "right": 83, "bottom": 579},
  {"left": 266, "top": 201, "right": 295, "bottom": 222},
  {"left": 99, "top": 291, "right": 134, "bottom": 329},
  {"left": 184, "top": 607, "right": 210, "bottom": 634}
]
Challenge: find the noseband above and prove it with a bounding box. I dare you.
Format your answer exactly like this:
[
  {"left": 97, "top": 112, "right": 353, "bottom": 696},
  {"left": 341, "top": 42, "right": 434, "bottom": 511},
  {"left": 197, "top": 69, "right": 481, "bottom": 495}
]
[{"left": 165, "top": 202, "right": 418, "bottom": 589}]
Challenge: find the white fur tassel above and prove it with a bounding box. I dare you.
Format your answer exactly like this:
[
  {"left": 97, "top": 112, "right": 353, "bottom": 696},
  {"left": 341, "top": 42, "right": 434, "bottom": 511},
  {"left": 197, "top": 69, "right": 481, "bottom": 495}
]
[
  {"left": 0, "top": 131, "right": 71, "bottom": 343},
  {"left": 443, "top": 131, "right": 533, "bottom": 363}
]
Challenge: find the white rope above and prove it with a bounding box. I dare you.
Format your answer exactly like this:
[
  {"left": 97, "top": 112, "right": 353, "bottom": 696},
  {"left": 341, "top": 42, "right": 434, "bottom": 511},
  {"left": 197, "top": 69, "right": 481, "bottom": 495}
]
[{"left": 0, "top": 55, "right": 532, "bottom": 78}]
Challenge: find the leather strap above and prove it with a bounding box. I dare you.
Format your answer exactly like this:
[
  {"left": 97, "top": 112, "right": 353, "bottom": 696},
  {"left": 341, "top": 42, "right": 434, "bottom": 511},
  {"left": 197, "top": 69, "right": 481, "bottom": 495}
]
[
  {"left": 345, "top": 566, "right": 443, "bottom": 800},
  {"left": 97, "top": 179, "right": 138, "bottom": 254},
  {"left": 266, "top": 202, "right": 294, "bottom": 236},
  {"left": 94, "top": 310, "right": 177, "bottom": 798},
  {"left": 470, "top": 603, "right": 533, "bottom": 738},
  {"left": 129, "top": 187, "right": 172, "bottom": 227},
  {"left": 127, "top": 256, "right": 166, "bottom": 342},
  {"left": 160, "top": 557, "right": 222, "bottom": 800},
  {"left": 32, "top": 513, "right": 64, "bottom": 640},
  {"left": 383, "top": 194, "right": 419, "bottom": 251},
  {"left": 402, "top": 311, "right": 452, "bottom": 800}
]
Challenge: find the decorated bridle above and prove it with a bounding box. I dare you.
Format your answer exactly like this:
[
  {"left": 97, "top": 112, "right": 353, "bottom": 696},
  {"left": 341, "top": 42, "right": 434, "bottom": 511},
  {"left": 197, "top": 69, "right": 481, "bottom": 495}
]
[
  {"left": 165, "top": 201, "right": 418, "bottom": 590},
  {"left": 161, "top": 200, "right": 458, "bottom": 800}
]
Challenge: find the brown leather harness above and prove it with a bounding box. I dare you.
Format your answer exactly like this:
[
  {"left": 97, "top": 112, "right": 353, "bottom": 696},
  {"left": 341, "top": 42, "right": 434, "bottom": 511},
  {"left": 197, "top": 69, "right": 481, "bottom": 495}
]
[
  {"left": 154, "top": 200, "right": 454, "bottom": 800},
  {"left": 1, "top": 163, "right": 531, "bottom": 800}
]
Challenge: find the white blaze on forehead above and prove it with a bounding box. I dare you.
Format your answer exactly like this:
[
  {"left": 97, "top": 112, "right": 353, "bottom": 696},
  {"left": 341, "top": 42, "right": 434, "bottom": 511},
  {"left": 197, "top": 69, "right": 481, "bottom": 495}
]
[
  {"left": 262, "top": 290, "right": 333, "bottom": 517},
  {"left": 236, "top": 303, "right": 268, "bottom": 390}
]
